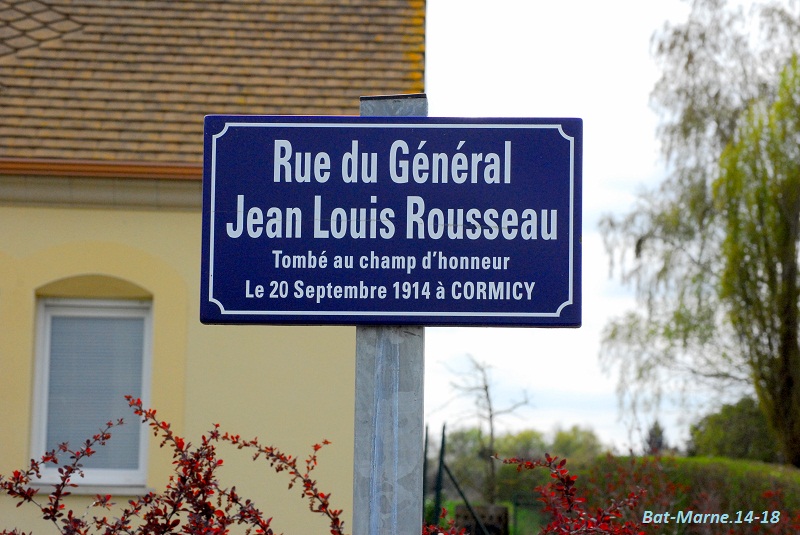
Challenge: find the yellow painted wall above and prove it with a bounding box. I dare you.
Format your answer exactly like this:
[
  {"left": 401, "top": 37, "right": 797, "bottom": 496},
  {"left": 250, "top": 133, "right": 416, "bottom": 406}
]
[{"left": 0, "top": 202, "right": 356, "bottom": 532}]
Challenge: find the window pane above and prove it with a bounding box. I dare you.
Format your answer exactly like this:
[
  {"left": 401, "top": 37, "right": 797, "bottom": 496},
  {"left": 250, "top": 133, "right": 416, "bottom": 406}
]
[{"left": 46, "top": 315, "right": 144, "bottom": 470}]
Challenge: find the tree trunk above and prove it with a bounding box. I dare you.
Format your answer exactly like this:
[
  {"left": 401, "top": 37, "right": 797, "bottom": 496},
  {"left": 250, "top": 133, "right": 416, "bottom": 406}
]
[{"left": 763, "top": 190, "right": 800, "bottom": 466}]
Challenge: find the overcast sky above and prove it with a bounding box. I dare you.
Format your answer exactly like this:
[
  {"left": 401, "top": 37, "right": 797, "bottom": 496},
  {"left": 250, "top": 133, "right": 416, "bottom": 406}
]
[{"left": 422, "top": 0, "right": 691, "bottom": 452}]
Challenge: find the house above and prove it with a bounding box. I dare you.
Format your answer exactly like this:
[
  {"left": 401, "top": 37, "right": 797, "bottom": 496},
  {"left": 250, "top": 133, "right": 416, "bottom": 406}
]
[{"left": 0, "top": 0, "right": 425, "bottom": 531}]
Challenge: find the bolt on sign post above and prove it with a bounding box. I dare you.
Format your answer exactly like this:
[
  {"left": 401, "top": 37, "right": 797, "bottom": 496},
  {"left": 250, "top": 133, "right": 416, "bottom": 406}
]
[{"left": 200, "top": 95, "right": 583, "bottom": 534}]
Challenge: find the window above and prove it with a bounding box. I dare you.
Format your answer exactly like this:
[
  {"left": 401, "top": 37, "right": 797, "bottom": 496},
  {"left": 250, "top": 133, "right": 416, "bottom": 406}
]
[{"left": 32, "top": 298, "right": 152, "bottom": 487}]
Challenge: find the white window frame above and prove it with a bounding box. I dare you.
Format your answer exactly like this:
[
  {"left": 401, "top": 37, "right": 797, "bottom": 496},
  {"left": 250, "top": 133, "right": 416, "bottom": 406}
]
[{"left": 31, "top": 298, "right": 152, "bottom": 487}]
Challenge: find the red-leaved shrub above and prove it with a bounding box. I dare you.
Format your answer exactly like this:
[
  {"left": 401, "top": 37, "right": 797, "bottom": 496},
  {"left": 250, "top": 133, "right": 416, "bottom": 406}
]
[{"left": 1, "top": 397, "right": 646, "bottom": 534}]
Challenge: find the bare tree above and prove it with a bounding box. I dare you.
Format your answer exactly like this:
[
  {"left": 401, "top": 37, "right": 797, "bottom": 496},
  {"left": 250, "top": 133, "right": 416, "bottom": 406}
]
[{"left": 449, "top": 354, "right": 529, "bottom": 504}]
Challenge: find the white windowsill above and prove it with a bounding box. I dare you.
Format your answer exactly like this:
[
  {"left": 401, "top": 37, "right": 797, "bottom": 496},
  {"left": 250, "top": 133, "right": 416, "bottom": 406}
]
[{"left": 30, "top": 482, "right": 154, "bottom": 497}]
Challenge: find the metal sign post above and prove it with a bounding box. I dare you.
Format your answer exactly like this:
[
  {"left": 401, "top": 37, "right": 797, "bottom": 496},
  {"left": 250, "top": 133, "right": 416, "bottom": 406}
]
[{"left": 352, "top": 94, "right": 427, "bottom": 535}]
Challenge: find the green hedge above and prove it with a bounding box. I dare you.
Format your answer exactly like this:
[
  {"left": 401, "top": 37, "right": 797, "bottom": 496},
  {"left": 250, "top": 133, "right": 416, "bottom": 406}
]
[
  {"left": 665, "top": 456, "right": 800, "bottom": 513},
  {"left": 578, "top": 455, "right": 800, "bottom": 532}
]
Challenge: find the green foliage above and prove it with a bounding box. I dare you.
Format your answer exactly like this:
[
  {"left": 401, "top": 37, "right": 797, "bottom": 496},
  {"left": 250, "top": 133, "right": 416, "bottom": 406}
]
[
  {"left": 688, "top": 396, "right": 781, "bottom": 463},
  {"left": 507, "top": 504, "right": 545, "bottom": 535},
  {"left": 600, "top": 0, "right": 800, "bottom": 466},
  {"left": 441, "top": 426, "right": 605, "bottom": 505},
  {"left": 581, "top": 455, "right": 800, "bottom": 533},
  {"left": 671, "top": 456, "right": 800, "bottom": 510},
  {"left": 549, "top": 426, "right": 605, "bottom": 466},
  {"left": 714, "top": 54, "right": 800, "bottom": 465},
  {"left": 495, "top": 429, "right": 548, "bottom": 460},
  {"left": 444, "top": 428, "right": 486, "bottom": 502},
  {"left": 494, "top": 429, "right": 552, "bottom": 503}
]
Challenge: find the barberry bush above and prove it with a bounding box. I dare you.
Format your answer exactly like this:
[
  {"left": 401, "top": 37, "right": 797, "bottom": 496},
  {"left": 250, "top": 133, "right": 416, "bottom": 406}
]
[
  {"left": 0, "top": 396, "right": 342, "bottom": 535},
  {"left": 1, "top": 397, "right": 647, "bottom": 534},
  {"left": 500, "top": 454, "right": 645, "bottom": 535}
]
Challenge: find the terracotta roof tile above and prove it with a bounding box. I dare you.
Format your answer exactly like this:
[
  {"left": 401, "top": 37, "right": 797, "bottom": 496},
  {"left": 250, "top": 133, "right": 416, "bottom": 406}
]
[
  {"left": 0, "top": 9, "right": 25, "bottom": 22},
  {"left": 31, "top": 8, "right": 64, "bottom": 23},
  {"left": 11, "top": 16, "right": 44, "bottom": 30},
  {"left": 15, "top": 1, "right": 49, "bottom": 14},
  {"left": 0, "top": 0, "right": 426, "bottom": 164}
]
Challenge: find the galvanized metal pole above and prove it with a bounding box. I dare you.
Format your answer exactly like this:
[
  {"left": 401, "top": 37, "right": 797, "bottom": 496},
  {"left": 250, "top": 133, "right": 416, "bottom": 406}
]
[{"left": 352, "top": 93, "right": 427, "bottom": 535}]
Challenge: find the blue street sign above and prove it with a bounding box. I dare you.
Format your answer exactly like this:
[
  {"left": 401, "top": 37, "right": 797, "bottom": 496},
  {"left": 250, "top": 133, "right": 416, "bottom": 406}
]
[{"left": 201, "top": 116, "right": 582, "bottom": 326}]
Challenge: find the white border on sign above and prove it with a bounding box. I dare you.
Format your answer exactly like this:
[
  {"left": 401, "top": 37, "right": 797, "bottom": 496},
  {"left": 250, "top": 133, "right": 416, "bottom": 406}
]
[{"left": 206, "top": 121, "right": 577, "bottom": 319}]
